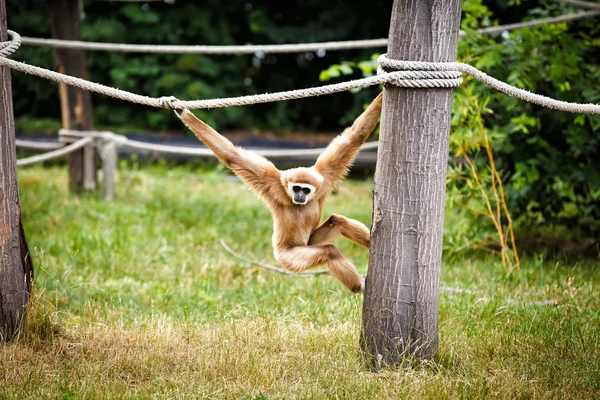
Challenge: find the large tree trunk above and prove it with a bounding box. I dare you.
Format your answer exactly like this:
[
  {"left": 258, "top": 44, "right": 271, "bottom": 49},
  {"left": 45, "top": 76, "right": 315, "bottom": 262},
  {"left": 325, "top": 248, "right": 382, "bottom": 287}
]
[
  {"left": 47, "top": 0, "right": 95, "bottom": 193},
  {"left": 0, "top": 0, "right": 34, "bottom": 340},
  {"left": 361, "top": 0, "right": 463, "bottom": 368}
]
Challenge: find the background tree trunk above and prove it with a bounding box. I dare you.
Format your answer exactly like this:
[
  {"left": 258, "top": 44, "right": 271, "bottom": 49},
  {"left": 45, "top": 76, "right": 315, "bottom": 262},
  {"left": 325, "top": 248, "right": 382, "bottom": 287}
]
[
  {"left": 361, "top": 0, "right": 463, "bottom": 368},
  {"left": 47, "top": 0, "right": 95, "bottom": 193},
  {"left": 0, "top": 0, "right": 34, "bottom": 340}
]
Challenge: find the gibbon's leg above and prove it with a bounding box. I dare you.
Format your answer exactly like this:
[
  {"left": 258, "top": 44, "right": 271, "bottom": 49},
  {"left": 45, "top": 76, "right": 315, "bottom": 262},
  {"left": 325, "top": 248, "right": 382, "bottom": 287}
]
[
  {"left": 277, "top": 245, "right": 364, "bottom": 293},
  {"left": 309, "top": 214, "right": 370, "bottom": 248}
]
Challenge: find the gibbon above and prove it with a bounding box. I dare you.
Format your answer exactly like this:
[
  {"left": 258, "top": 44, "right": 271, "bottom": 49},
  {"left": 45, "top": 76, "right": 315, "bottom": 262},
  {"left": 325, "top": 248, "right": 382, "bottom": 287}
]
[{"left": 176, "top": 93, "right": 383, "bottom": 293}]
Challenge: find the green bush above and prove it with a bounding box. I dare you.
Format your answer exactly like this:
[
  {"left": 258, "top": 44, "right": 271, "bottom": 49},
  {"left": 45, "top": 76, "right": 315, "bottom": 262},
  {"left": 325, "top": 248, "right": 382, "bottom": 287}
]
[{"left": 458, "top": 1, "right": 600, "bottom": 235}]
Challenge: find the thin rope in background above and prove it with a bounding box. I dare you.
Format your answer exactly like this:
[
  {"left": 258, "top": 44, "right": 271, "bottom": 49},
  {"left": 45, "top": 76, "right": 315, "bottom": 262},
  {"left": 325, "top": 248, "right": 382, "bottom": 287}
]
[
  {"left": 16, "top": 137, "right": 92, "bottom": 166},
  {"left": 558, "top": 0, "right": 600, "bottom": 10},
  {"left": 15, "top": 138, "right": 64, "bottom": 150},
  {"left": 16, "top": 131, "right": 379, "bottom": 167},
  {"left": 17, "top": 10, "right": 600, "bottom": 54},
  {"left": 59, "top": 130, "right": 381, "bottom": 157}
]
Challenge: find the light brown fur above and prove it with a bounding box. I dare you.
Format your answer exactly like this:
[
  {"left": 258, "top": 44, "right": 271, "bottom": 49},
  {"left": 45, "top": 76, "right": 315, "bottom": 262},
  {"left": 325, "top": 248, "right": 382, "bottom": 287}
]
[{"left": 176, "top": 92, "right": 383, "bottom": 293}]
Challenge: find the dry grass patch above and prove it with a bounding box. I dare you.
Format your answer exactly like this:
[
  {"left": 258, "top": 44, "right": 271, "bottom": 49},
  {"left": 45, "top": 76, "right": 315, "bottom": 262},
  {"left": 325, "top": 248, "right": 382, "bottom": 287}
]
[{"left": 2, "top": 306, "right": 599, "bottom": 399}]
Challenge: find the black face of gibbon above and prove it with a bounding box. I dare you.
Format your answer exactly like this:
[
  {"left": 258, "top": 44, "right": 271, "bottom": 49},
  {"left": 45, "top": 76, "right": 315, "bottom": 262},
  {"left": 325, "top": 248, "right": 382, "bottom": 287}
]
[{"left": 292, "top": 185, "right": 312, "bottom": 204}]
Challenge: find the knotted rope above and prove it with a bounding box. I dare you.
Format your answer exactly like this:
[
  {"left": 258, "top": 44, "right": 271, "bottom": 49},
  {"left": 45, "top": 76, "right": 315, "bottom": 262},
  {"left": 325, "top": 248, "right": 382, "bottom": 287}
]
[
  {"left": 0, "top": 30, "right": 21, "bottom": 57},
  {"left": 377, "top": 54, "right": 600, "bottom": 114}
]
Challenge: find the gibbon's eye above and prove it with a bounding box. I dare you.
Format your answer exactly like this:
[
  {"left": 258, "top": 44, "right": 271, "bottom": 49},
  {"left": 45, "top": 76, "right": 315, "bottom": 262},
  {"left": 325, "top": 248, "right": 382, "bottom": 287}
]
[
  {"left": 302, "top": 187, "right": 311, "bottom": 195},
  {"left": 292, "top": 186, "right": 301, "bottom": 193}
]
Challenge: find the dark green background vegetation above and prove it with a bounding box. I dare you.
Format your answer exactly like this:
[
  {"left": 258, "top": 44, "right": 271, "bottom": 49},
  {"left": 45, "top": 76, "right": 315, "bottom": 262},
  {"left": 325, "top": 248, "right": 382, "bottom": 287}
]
[{"left": 7, "top": 0, "right": 600, "bottom": 236}]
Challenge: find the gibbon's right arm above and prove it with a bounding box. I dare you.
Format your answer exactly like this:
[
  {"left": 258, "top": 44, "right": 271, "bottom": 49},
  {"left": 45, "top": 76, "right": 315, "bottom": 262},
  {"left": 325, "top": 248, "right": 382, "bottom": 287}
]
[
  {"left": 176, "top": 110, "right": 287, "bottom": 204},
  {"left": 314, "top": 92, "right": 383, "bottom": 191}
]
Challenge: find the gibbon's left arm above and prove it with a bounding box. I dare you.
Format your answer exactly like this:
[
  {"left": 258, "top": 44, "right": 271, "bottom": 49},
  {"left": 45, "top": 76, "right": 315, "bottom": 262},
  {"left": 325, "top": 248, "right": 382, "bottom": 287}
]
[
  {"left": 176, "top": 110, "right": 288, "bottom": 205},
  {"left": 314, "top": 92, "right": 383, "bottom": 191}
]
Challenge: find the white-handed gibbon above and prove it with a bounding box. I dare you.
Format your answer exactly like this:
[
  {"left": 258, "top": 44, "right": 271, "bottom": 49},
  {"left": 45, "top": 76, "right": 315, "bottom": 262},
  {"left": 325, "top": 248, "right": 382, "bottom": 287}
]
[{"left": 176, "top": 92, "right": 383, "bottom": 293}]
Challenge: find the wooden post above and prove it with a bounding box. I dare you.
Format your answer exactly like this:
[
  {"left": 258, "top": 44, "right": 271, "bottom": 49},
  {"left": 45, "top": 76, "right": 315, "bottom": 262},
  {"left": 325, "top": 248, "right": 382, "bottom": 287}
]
[
  {"left": 101, "top": 139, "right": 117, "bottom": 201},
  {"left": 361, "top": 0, "right": 463, "bottom": 368},
  {"left": 47, "top": 0, "right": 96, "bottom": 193},
  {"left": 0, "top": 0, "right": 34, "bottom": 340}
]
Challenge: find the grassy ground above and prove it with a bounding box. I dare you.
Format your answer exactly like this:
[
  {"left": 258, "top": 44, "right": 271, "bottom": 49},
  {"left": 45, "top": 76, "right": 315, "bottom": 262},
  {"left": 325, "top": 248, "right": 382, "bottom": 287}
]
[{"left": 1, "top": 165, "right": 599, "bottom": 399}]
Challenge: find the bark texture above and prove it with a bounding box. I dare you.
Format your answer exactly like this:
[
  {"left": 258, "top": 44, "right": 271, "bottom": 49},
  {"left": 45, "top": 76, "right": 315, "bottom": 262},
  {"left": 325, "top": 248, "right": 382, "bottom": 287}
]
[
  {"left": 361, "top": 0, "right": 463, "bottom": 368},
  {"left": 0, "top": 0, "right": 34, "bottom": 340},
  {"left": 47, "top": 0, "right": 95, "bottom": 192}
]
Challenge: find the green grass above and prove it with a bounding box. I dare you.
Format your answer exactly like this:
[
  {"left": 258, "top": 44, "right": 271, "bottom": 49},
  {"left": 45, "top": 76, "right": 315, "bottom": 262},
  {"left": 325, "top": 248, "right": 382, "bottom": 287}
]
[{"left": 1, "top": 165, "right": 599, "bottom": 399}]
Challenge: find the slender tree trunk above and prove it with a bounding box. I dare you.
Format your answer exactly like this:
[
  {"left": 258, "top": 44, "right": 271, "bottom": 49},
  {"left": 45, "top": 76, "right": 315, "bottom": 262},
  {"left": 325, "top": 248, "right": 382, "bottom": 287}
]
[
  {"left": 47, "top": 0, "right": 95, "bottom": 193},
  {"left": 361, "top": 0, "right": 463, "bottom": 368},
  {"left": 0, "top": 0, "right": 34, "bottom": 340}
]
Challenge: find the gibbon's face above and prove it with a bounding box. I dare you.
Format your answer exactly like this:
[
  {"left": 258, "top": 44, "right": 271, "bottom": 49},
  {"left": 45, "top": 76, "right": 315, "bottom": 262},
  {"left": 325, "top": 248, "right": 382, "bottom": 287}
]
[
  {"left": 282, "top": 168, "right": 323, "bottom": 206},
  {"left": 287, "top": 182, "right": 316, "bottom": 205}
]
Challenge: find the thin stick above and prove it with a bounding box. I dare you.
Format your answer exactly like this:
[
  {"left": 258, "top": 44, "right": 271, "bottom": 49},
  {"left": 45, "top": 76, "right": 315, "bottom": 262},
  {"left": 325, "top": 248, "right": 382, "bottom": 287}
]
[{"left": 219, "top": 240, "right": 330, "bottom": 277}]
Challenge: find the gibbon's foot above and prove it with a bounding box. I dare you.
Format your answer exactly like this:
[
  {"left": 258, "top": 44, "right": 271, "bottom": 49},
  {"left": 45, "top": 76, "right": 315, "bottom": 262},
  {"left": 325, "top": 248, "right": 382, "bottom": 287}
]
[{"left": 351, "top": 277, "right": 366, "bottom": 294}]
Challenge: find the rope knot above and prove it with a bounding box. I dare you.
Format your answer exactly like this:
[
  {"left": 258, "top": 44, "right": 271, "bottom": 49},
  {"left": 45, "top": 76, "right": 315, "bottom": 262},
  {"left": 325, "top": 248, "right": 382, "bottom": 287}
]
[
  {"left": 0, "top": 30, "right": 22, "bottom": 58},
  {"left": 377, "top": 53, "right": 463, "bottom": 89},
  {"left": 159, "top": 96, "right": 181, "bottom": 110}
]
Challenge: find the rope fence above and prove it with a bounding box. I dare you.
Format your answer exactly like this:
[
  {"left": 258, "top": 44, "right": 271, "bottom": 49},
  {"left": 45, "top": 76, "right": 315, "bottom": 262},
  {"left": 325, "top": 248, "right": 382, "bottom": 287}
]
[
  {"left": 3, "top": 31, "right": 599, "bottom": 114},
  {"left": 16, "top": 129, "right": 379, "bottom": 200},
  {"left": 1, "top": 33, "right": 463, "bottom": 109},
  {"left": 16, "top": 130, "right": 379, "bottom": 169},
  {"left": 6, "top": 0, "right": 600, "bottom": 196}
]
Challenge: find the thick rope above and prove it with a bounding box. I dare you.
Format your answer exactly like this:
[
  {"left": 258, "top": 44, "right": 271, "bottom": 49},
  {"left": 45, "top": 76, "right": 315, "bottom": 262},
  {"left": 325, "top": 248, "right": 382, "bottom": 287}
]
[
  {"left": 378, "top": 54, "right": 600, "bottom": 114},
  {"left": 17, "top": 137, "right": 93, "bottom": 167},
  {"left": 17, "top": 10, "right": 600, "bottom": 54},
  {"left": 1, "top": 30, "right": 599, "bottom": 114},
  {"left": 0, "top": 29, "right": 20, "bottom": 57},
  {"left": 0, "top": 33, "right": 462, "bottom": 109}
]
